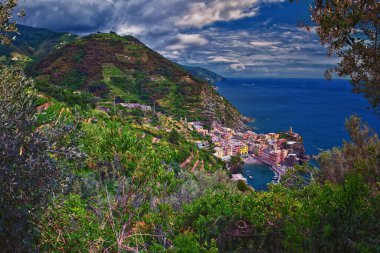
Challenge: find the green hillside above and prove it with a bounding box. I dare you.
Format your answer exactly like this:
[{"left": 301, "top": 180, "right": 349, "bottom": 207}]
[{"left": 26, "top": 32, "right": 245, "bottom": 128}]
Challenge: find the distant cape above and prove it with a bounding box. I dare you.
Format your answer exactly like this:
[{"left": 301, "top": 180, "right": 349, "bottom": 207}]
[{"left": 179, "top": 64, "right": 226, "bottom": 84}]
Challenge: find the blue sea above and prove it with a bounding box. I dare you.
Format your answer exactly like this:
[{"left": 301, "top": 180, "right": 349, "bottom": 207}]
[{"left": 216, "top": 78, "right": 380, "bottom": 190}]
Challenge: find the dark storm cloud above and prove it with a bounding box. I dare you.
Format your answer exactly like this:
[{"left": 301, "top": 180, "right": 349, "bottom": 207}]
[{"left": 20, "top": 0, "right": 115, "bottom": 32}]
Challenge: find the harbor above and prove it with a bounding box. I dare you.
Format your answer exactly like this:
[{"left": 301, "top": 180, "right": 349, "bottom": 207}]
[
  {"left": 242, "top": 155, "right": 284, "bottom": 190},
  {"left": 188, "top": 121, "right": 308, "bottom": 190},
  {"left": 243, "top": 162, "right": 274, "bottom": 191}
]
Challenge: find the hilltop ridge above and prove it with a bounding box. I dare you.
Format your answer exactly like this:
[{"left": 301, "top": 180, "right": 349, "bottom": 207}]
[{"left": 0, "top": 25, "right": 76, "bottom": 59}]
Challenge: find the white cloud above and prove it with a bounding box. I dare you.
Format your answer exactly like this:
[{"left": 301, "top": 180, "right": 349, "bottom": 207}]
[
  {"left": 166, "top": 33, "right": 208, "bottom": 50},
  {"left": 176, "top": 0, "right": 261, "bottom": 28},
  {"left": 177, "top": 0, "right": 286, "bottom": 28},
  {"left": 208, "top": 56, "right": 238, "bottom": 63},
  {"left": 158, "top": 50, "right": 181, "bottom": 59},
  {"left": 117, "top": 24, "right": 145, "bottom": 35},
  {"left": 177, "top": 34, "right": 208, "bottom": 45},
  {"left": 166, "top": 44, "right": 186, "bottom": 50},
  {"left": 250, "top": 40, "right": 281, "bottom": 47},
  {"left": 230, "top": 63, "right": 246, "bottom": 71}
]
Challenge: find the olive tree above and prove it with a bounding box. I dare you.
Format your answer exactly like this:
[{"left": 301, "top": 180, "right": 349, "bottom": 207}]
[
  {"left": 0, "top": 65, "right": 65, "bottom": 251},
  {"left": 318, "top": 115, "right": 380, "bottom": 184}
]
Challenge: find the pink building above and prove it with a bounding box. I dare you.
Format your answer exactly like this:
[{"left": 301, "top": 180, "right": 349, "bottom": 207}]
[
  {"left": 259, "top": 148, "right": 270, "bottom": 162},
  {"left": 232, "top": 145, "right": 241, "bottom": 156},
  {"left": 269, "top": 150, "right": 282, "bottom": 165}
]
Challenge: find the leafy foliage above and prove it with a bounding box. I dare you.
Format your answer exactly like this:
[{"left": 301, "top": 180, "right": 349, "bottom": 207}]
[
  {"left": 230, "top": 156, "right": 244, "bottom": 174},
  {"left": 318, "top": 115, "right": 380, "bottom": 184},
  {"left": 38, "top": 194, "right": 114, "bottom": 252},
  {"left": 283, "top": 175, "right": 380, "bottom": 253},
  {"left": 168, "top": 129, "right": 181, "bottom": 144}
]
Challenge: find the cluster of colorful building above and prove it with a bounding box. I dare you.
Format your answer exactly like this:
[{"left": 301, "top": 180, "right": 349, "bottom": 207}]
[{"left": 189, "top": 121, "right": 306, "bottom": 168}]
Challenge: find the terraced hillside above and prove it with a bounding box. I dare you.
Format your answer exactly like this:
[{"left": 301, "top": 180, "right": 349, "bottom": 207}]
[{"left": 28, "top": 32, "right": 245, "bottom": 127}]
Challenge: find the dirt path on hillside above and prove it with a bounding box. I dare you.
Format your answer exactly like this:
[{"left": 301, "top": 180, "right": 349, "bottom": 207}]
[
  {"left": 191, "top": 160, "right": 200, "bottom": 172},
  {"left": 180, "top": 153, "right": 194, "bottom": 168}
]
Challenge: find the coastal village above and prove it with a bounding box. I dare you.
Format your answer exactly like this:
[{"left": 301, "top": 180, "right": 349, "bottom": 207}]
[{"left": 189, "top": 121, "right": 308, "bottom": 185}]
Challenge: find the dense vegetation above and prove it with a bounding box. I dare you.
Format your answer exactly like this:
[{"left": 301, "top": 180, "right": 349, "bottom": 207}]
[{"left": 0, "top": 1, "right": 379, "bottom": 252}]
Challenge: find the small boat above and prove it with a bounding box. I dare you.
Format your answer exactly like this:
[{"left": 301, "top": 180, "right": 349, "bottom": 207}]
[{"left": 248, "top": 175, "right": 253, "bottom": 179}]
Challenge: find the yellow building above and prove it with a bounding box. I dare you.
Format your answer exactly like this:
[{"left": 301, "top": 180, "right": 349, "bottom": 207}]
[{"left": 240, "top": 145, "right": 249, "bottom": 155}]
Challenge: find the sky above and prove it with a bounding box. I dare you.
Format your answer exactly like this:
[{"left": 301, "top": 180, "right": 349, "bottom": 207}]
[{"left": 17, "top": 0, "right": 339, "bottom": 78}]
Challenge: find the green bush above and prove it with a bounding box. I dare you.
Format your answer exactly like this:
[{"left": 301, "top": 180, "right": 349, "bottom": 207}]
[
  {"left": 237, "top": 180, "right": 250, "bottom": 192},
  {"left": 38, "top": 195, "right": 114, "bottom": 252}
]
